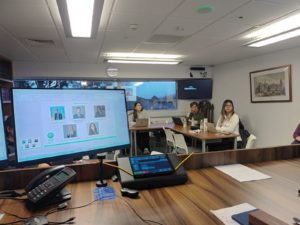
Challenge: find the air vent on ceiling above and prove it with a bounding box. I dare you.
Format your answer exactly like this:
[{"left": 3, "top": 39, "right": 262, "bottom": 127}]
[
  {"left": 24, "top": 39, "right": 57, "bottom": 48},
  {"left": 145, "top": 34, "right": 185, "bottom": 44}
]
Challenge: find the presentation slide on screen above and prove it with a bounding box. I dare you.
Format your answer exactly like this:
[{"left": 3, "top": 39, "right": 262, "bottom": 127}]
[
  {"left": 0, "top": 101, "right": 7, "bottom": 161},
  {"left": 13, "top": 89, "right": 130, "bottom": 162}
]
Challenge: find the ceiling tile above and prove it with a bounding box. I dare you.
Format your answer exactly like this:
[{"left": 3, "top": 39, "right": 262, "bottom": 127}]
[{"left": 113, "top": 0, "right": 183, "bottom": 15}]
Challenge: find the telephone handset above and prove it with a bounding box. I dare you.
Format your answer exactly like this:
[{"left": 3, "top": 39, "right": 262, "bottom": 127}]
[{"left": 25, "top": 165, "right": 76, "bottom": 204}]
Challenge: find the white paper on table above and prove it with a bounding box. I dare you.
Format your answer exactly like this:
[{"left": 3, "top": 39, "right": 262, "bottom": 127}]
[
  {"left": 0, "top": 213, "right": 4, "bottom": 220},
  {"left": 210, "top": 203, "right": 256, "bottom": 225},
  {"left": 215, "top": 164, "right": 271, "bottom": 182}
]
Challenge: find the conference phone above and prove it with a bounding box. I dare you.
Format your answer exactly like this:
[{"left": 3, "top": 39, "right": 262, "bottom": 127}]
[{"left": 25, "top": 165, "right": 76, "bottom": 204}]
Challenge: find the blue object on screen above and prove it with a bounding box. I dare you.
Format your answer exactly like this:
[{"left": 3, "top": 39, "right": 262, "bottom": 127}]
[
  {"left": 0, "top": 91, "right": 8, "bottom": 167},
  {"left": 12, "top": 89, "right": 130, "bottom": 166},
  {"left": 129, "top": 154, "right": 174, "bottom": 178},
  {"left": 177, "top": 79, "right": 212, "bottom": 99},
  {"left": 231, "top": 209, "right": 258, "bottom": 225}
]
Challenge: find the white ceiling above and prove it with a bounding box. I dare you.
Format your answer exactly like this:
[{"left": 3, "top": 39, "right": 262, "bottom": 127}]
[{"left": 1, "top": 0, "right": 300, "bottom": 66}]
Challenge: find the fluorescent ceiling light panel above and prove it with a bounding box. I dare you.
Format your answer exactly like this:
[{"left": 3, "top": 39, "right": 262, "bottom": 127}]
[
  {"left": 107, "top": 59, "right": 181, "bottom": 65},
  {"left": 245, "top": 12, "right": 300, "bottom": 40},
  {"left": 66, "top": 0, "right": 94, "bottom": 37},
  {"left": 105, "top": 52, "right": 182, "bottom": 59},
  {"left": 248, "top": 28, "right": 300, "bottom": 47}
]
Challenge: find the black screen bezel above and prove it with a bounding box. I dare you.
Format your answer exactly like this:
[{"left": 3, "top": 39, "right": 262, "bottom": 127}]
[{"left": 0, "top": 88, "right": 9, "bottom": 168}]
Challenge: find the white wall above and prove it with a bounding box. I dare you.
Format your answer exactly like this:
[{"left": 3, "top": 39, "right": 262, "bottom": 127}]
[
  {"left": 213, "top": 47, "right": 300, "bottom": 148},
  {"left": 13, "top": 62, "right": 212, "bottom": 118}
]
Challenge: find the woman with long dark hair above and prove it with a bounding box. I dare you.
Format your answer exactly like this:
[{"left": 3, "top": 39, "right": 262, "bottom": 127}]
[
  {"left": 129, "top": 102, "right": 150, "bottom": 154},
  {"left": 210, "top": 99, "right": 241, "bottom": 150}
]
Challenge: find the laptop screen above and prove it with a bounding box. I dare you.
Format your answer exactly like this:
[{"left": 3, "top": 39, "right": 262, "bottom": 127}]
[{"left": 129, "top": 154, "right": 174, "bottom": 178}]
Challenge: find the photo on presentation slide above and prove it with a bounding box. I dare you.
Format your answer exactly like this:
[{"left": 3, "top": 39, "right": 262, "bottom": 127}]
[
  {"left": 94, "top": 105, "right": 106, "bottom": 118},
  {"left": 63, "top": 124, "right": 77, "bottom": 138},
  {"left": 88, "top": 122, "right": 99, "bottom": 135},
  {"left": 72, "top": 106, "right": 85, "bottom": 119},
  {"left": 50, "top": 106, "right": 65, "bottom": 121}
]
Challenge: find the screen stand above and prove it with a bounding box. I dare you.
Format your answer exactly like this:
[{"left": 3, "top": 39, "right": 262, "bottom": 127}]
[{"left": 96, "top": 154, "right": 107, "bottom": 187}]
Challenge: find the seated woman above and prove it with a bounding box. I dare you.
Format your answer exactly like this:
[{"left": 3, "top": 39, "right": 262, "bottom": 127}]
[
  {"left": 186, "top": 102, "right": 204, "bottom": 125},
  {"left": 292, "top": 124, "right": 300, "bottom": 144},
  {"left": 128, "top": 102, "right": 150, "bottom": 154},
  {"left": 209, "top": 99, "right": 241, "bottom": 150}
]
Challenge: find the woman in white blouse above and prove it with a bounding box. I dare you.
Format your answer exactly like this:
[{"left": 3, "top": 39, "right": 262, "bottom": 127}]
[
  {"left": 210, "top": 99, "right": 241, "bottom": 150},
  {"left": 216, "top": 99, "right": 239, "bottom": 135}
]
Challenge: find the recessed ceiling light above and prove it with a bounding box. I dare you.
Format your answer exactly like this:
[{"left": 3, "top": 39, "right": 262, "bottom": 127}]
[
  {"left": 105, "top": 52, "right": 182, "bottom": 59},
  {"left": 107, "top": 59, "right": 181, "bottom": 65},
  {"left": 244, "top": 12, "right": 300, "bottom": 40}
]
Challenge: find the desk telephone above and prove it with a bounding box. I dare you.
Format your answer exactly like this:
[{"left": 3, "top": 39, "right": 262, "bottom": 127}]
[{"left": 25, "top": 165, "right": 76, "bottom": 204}]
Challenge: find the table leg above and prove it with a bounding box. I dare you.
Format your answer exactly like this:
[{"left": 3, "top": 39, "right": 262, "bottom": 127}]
[
  {"left": 202, "top": 140, "right": 206, "bottom": 152},
  {"left": 234, "top": 137, "right": 237, "bottom": 149},
  {"left": 130, "top": 131, "right": 133, "bottom": 157},
  {"left": 134, "top": 131, "right": 137, "bottom": 156}
]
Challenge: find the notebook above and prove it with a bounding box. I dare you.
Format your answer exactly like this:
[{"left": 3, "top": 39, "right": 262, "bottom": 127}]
[
  {"left": 134, "top": 118, "right": 149, "bottom": 127},
  {"left": 129, "top": 154, "right": 174, "bottom": 178},
  {"left": 172, "top": 117, "right": 184, "bottom": 126}
]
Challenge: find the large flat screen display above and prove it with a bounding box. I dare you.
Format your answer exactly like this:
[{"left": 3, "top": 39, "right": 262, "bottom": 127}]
[
  {"left": 0, "top": 92, "right": 8, "bottom": 166},
  {"left": 12, "top": 89, "right": 130, "bottom": 165},
  {"left": 177, "top": 79, "right": 212, "bottom": 99}
]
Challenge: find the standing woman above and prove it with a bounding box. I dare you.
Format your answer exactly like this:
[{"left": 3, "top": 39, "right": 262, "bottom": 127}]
[
  {"left": 130, "top": 102, "right": 150, "bottom": 154},
  {"left": 213, "top": 99, "right": 241, "bottom": 150}
]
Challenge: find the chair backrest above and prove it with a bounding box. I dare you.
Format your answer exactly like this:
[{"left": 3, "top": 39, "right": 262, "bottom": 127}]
[
  {"left": 163, "top": 127, "right": 175, "bottom": 148},
  {"left": 245, "top": 134, "right": 257, "bottom": 149},
  {"left": 173, "top": 133, "right": 188, "bottom": 154}
]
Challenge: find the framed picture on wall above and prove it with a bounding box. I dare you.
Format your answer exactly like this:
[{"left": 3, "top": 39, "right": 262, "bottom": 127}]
[{"left": 250, "top": 65, "right": 292, "bottom": 103}]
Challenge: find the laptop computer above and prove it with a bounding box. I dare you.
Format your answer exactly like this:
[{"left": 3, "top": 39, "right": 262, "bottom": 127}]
[
  {"left": 206, "top": 122, "right": 232, "bottom": 134},
  {"left": 172, "top": 117, "right": 184, "bottom": 126},
  {"left": 206, "top": 122, "right": 218, "bottom": 133},
  {"left": 134, "top": 118, "right": 149, "bottom": 127}
]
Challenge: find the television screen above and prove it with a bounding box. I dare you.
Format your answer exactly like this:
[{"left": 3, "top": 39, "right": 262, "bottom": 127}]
[
  {"left": 120, "top": 81, "right": 177, "bottom": 110},
  {"left": 12, "top": 89, "right": 130, "bottom": 165},
  {"left": 177, "top": 79, "right": 212, "bottom": 99},
  {"left": 0, "top": 92, "right": 8, "bottom": 166}
]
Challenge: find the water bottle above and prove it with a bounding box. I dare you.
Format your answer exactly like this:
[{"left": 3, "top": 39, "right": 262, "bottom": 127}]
[
  {"left": 200, "top": 120, "right": 204, "bottom": 131},
  {"left": 191, "top": 117, "right": 195, "bottom": 126},
  {"left": 183, "top": 118, "right": 187, "bottom": 127},
  {"left": 203, "top": 118, "right": 208, "bottom": 132}
]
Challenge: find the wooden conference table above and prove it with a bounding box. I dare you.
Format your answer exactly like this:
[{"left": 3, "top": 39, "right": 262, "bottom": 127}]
[
  {"left": 0, "top": 158, "right": 299, "bottom": 225},
  {"left": 129, "top": 123, "right": 239, "bottom": 155}
]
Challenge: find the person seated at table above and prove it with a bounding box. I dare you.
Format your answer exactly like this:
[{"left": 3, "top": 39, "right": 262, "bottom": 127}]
[
  {"left": 209, "top": 99, "right": 241, "bottom": 151},
  {"left": 292, "top": 124, "right": 300, "bottom": 144},
  {"left": 186, "top": 102, "right": 204, "bottom": 125},
  {"left": 128, "top": 102, "right": 150, "bottom": 154}
]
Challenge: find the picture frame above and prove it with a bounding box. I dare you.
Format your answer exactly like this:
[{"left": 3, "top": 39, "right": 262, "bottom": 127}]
[{"left": 250, "top": 65, "right": 292, "bottom": 103}]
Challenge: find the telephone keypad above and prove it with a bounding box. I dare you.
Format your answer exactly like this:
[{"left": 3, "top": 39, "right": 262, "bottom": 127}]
[{"left": 26, "top": 167, "right": 76, "bottom": 203}]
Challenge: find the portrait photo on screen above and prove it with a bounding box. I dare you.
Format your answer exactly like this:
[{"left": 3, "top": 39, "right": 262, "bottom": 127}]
[
  {"left": 72, "top": 106, "right": 85, "bottom": 119},
  {"left": 63, "top": 124, "right": 77, "bottom": 138},
  {"left": 88, "top": 122, "right": 99, "bottom": 135},
  {"left": 51, "top": 106, "right": 65, "bottom": 121},
  {"left": 94, "top": 105, "right": 106, "bottom": 118}
]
